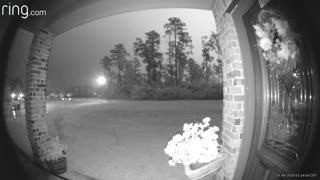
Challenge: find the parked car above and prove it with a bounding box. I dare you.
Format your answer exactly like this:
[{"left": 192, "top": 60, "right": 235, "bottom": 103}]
[{"left": 61, "top": 94, "right": 72, "bottom": 101}]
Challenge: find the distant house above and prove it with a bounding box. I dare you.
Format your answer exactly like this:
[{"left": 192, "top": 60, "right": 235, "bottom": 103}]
[
  {"left": 5, "top": 79, "right": 25, "bottom": 111},
  {"left": 11, "top": 84, "right": 24, "bottom": 101}
]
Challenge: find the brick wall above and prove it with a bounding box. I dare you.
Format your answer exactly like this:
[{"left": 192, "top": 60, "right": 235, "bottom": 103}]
[
  {"left": 25, "top": 29, "right": 53, "bottom": 159},
  {"left": 211, "top": 0, "right": 245, "bottom": 180}
]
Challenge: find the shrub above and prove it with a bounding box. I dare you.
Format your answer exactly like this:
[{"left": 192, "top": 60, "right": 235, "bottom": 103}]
[
  {"left": 103, "top": 84, "right": 223, "bottom": 100},
  {"left": 154, "top": 87, "right": 193, "bottom": 100},
  {"left": 191, "top": 87, "right": 223, "bottom": 100},
  {"left": 103, "top": 84, "right": 132, "bottom": 99},
  {"left": 131, "top": 86, "right": 156, "bottom": 100}
]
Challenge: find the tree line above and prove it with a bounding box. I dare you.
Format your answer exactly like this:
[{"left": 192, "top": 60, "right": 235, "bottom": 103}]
[{"left": 99, "top": 17, "right": 223, "bottom": 100}]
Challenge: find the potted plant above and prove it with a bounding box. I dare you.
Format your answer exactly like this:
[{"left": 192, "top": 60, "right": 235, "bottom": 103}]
[
  {"left": 40, "top": 136, "right": 67, "bottom": 174},
  {"left": 164, "top": 117, "right": 227, "bottom": 180}
]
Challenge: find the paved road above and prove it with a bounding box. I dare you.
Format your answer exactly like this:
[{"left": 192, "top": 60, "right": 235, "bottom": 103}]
[{"left": 6, "top": 99, "right": 223, "bottom": 180}]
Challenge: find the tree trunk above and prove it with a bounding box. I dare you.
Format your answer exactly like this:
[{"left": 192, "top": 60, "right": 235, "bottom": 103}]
[
  {"left": 206, "top": 60, "right": 208, "bottom": 83},
  {"left": 159, "top": 60, "right": 162, "bottom": 86},
  {"left": 118, "top": 65, "right": 122, "bottom": 86},
  {"left": 153, "top": 63, "right": 156, "bottom": 82},
  {"left": 148, "top": 70, "right": 151, "bottom": 85},
  {"left": 174, "top": 27, "right": 178, "bottom": 85}
]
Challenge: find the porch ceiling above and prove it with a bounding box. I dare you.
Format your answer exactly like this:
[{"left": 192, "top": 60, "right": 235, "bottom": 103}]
[{"left": 20, "top": 0, "right": 214, "bottom": 35}]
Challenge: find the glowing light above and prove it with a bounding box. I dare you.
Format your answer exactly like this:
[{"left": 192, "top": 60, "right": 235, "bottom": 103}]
[
  {"left": 11, "top": 93, "right": 16, "bottom": 99},
  {"left": 96, "top": 76, "right": 107, "bottom": 85},
  {"left": 12, "top": 110, "right": 16, "bottom": 118},
  {"left": 19, "top": 93, "right": 24, "bottom": 97}
]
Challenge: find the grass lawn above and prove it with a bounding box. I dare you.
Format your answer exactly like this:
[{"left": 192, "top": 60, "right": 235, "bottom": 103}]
[{"left": 5, "top": 99, "right": 223, "bottom": 180}]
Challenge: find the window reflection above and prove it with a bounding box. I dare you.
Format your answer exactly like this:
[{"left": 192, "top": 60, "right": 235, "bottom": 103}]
[{"left": 264, "top": 59, "right": 311, "bottom": 160}]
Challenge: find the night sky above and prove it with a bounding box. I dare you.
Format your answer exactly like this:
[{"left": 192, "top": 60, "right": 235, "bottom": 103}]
[{"left": 7, "top": 9, "right": 216, "bottom": 90}]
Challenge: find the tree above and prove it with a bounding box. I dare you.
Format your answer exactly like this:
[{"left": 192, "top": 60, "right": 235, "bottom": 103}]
[
  {"left": 164, "top": 42, "right": 175, "bottom": 86},
  {"left": 201, "top": 32, "right": 222, "bottom": 83},
  {"left": 164, "top": 17, "right": 193, "bottom": 85},
  {"left": 163, "top": 61, "right": 175, "bottom": 86},
  {"left": 214, "top": 59, "right": 223, "bottom": 84},
  {"left": 201, "top": 40, "right": 214, "bottom": 82},
  {"left": 186, "top": 58, "right": 203, "bottom": 84},
  {"left": 134, "top": 30, "right": 163, "bottom": 84},
  {"left": 123, "top": 57, "right": 142, "bottom": 86},
  {"left": 100, "top": 55, "right": 113, "bottom": 76},
  {"left": 207, "top": 32, "right": 222, "bottom": 84},
  {"left": 110, "top": 44, "right": 130, "bottom": 86},
  {"left": 131, "top": 57, "right": 142, "bottom": 77},
  {"left": 8, "top": 77, "right": 24, "bottom": 92}
]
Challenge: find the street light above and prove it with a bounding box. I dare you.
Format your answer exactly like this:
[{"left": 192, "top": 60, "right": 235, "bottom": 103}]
[
  {"left": 96, "top": 76, "right": 106, "bottom": 99},
  {"left": 96, "top": 76, "right": 106, "bottom": 86}
]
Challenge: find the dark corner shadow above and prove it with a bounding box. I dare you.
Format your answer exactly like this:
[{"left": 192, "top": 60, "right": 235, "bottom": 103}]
[
  {"left": 0, "top": 2, "right": 54, "bottom": 180},
  {"left": 0, "top": 10, "right": 28, "bottom": 180}
]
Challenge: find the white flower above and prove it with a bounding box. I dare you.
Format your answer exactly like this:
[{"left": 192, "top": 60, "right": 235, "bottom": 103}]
[
  {"left": 40, "top": 136, "right": 67, "bottom": 161},
  {"left": 172, "top": 134, "right": 183, "bottom": 142},
  {"left": 253, "top": 25, "right": 268, "bottom": 38},
  {"left": 164, "top": 117, "right": 221, "bottom": 166},
  {"left": 272, "top": 18, "right": 289, "bottom": 37},
  {"left": 277, "top": 42, "right": 290, "bottom": 60},
  {"left": 183, "top": 123, "right": 189, "bottom": 131},
  {"left": 262, "top": 23, "right": 272, "bottom": 32},
  {"left": 202, "top": 117, "right": 211, "bottom": 124},
  {"left": 212, "top": 126, "right": 219, "bottom": 132},
  {"left": 259, "top": 37, "right": 272, "bottom": 51},
  {"left": 168, "top": 160, "right": 175, "bottom": 166},
  {"left": 183, "top": 123, "right": 193, "bottom": 131}
]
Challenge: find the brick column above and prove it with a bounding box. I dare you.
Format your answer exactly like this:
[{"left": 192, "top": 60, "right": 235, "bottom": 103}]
[
  {"left": 25, "top": 29, "right": 53, "bottom": 160},
  {"left": 212, "top": 1, "right": 245, "bottom": 180}
]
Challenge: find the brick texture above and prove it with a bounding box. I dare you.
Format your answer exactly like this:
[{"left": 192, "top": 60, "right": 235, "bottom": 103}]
[
  {"left": 25, "top": 29, "right": 53, "bottom": 159},
  {"left": 212, "top": 0, "right": 245, "bottom": 179}
]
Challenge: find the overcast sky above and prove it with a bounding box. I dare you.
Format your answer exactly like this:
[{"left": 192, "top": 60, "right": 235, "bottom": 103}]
[{"left": 7, "top": 8, "right": 216, "bottom": 89}]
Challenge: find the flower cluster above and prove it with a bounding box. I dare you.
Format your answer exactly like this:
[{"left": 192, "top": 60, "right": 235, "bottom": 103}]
[
  {"left": 253, "top": 9, "right": 299, "bottom": 73},
  {"left": 164, "top": 117, "right": 221, "bottom": 166},
  {"left": 40, "top": 136, "right": 67, "bottom": 161}
]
